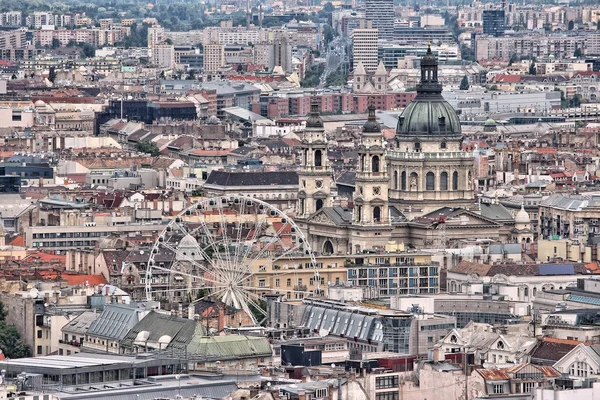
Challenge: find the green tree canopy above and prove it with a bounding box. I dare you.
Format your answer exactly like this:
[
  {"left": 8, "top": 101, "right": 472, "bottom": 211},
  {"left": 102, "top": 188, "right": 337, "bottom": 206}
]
[
  {"left": 0, "top": 301, "right": 31, "bottom": 359},
  {"left": 459, "top": 75, "right": 470, "bottom": 90},
  {"left": 136, "top": 141, "right": 160, "bottom": 156}
]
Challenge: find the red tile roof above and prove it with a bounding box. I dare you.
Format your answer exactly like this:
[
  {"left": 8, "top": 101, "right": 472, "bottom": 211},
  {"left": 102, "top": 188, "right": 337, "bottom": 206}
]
[
  {"left": 495, "top": 74, "right": 521, "bottom": 83},
  {"left": 9, "top": 236, "right": 24, "bottom": 247},
  {"left": 62, "top": 274, "right": 107, "bottom": 286}
]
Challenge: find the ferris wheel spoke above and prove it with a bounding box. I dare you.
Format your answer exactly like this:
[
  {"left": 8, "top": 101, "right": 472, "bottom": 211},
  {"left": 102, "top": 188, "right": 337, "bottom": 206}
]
[
  {"left": 149, "top": 263, "right": 226, "bottom": 287},
  {"left": 238, "top": 290, "right": 268, "bottom": 317},
  {"left": 170, "top": 219, "right": 227, "bottom": 273},
  {"left": 239, "top": 221, "right": 291, "bottom": 282},
  {"left": 239, "top": 285, "right": 311, "bottom": 295},
  {"left": 158, "top": 241, "right": 222, "bottom": 278},
  {"left": 216, "top": 200, "right": 235, "bottom": 273},
  {"left": 190, "top": 286, "right": 229, "bottom": 305},
  {"left": 270, "top": 243, "right": 305, "bottom": 263},
  {"left": 232, "top": 198, "right": 247, "bottom": 278}
]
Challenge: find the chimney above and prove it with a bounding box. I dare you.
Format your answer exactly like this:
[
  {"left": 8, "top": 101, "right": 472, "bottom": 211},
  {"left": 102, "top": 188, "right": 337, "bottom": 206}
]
[
  {"left": 298, "top": 390, "right": 306, "bottom": 400},
  {"left": 218, "top": 306, "right": 226, "bottom": 331},
  {"left": 177, "top": 303, "right": 183, "bottom": 318}
]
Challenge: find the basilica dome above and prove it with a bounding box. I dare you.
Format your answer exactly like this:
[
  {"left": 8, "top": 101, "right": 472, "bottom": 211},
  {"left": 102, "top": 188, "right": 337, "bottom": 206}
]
[{"left": 396, "top": 46, "right": 461, "bottom": 140}]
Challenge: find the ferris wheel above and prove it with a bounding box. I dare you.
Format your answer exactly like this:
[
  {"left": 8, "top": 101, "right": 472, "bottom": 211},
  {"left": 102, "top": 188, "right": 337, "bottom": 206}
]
[{"left": 145, "top": 195, "right": 320, "bottom": 325}]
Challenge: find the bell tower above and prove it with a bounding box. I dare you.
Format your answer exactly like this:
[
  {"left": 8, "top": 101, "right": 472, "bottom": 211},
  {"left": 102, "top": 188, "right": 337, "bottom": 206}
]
[
  {"left": 353, "top": 101, "right": 389, "bottom": 225},
  {"left": 297, "top": 96, "right": 331, "bottom": 218}
]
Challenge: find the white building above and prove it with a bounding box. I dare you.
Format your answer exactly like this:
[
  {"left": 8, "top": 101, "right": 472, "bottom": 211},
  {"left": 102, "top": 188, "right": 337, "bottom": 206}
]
[
  {"left": 151, "top": 44, "right": 175, "bottom": 69},
  {"left": 352, "top": 28, "right": 379, "bottom": 73}
]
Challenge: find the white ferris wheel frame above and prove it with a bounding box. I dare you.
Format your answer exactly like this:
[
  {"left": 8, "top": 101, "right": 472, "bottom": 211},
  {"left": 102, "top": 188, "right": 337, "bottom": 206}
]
[{"left": 144, "top": 195, "right": 320, "bottom": 324}]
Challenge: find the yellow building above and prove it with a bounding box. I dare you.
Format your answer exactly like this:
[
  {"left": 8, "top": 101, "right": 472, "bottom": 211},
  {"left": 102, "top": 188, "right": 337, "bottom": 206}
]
[{"left": 247, "top": 251, "right": 440, "bottom": 299}]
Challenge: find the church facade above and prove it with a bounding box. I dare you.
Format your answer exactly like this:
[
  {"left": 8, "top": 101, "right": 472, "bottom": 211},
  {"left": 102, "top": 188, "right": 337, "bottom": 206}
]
[{"left": 296, "top": 48, "right": 524, "bottom": 256}]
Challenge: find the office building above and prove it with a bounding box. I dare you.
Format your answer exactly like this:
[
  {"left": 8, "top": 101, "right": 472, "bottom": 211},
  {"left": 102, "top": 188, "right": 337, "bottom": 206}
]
[
  {"left": 365, "top": 0, "right": 394, "bottom": 40},
  {"left": 482, "top": 10, "right": 506, "bottom": 37},
  {"left": 352, "top": 28, "right": 379, "bottom": 73}
]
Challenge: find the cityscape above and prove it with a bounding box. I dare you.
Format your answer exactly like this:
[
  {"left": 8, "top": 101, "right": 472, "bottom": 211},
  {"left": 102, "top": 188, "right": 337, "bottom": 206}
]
[{"left": 0, "top": 0, "right": 599, "bottom": 399}]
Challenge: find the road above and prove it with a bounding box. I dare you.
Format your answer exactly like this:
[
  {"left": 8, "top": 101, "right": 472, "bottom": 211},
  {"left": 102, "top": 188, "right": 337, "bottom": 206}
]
[{"left": 319, "top": 36, "right": 348, "bottom": 87}]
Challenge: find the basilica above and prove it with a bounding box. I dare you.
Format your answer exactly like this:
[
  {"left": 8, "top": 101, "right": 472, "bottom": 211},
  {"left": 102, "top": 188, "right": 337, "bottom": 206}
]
[{"left": 296, "top": 47, "right": 532, "bottom": 255}]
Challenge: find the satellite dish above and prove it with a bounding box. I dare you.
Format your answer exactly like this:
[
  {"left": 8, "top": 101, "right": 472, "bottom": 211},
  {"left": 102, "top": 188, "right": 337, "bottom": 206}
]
[
  {"left": 29, "top": 288, "right": 39, "bottom": 299},
  {"left": 175, "top": 375, "right": 181, "bottom": 380},
  {"left": 331, "top": 363, "right": 335, "bottom": 368},
  {"left": 140, "top": 250, "right": 144, "bottom": 255}
]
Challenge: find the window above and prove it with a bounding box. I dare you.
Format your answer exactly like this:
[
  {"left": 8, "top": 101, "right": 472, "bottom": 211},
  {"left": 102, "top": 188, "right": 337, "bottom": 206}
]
[
  {"left": 372, "top": 155, "right": 380, "bottom": 173},
  {"left": 493, "top": 384, "right": 504, "bottom": 394},
  {"left": 275, "top": 278, "right": 280, "bottom": 287},
  {"left": 401, "top": 171, "right": 406, "bottom": 190},
  {"left": 375, "top": 375, "right": 399, "bottom": 389},
  {"left": 570, "top": 361, "right": 593, "bottom": 377},
  {"left": 287, "top": 278, "right": 291, "bottom": 287},
  {"left": 37, "top": 345, "right": 43, "bottom": 355},
  {"left": 523, "top": 382, "right": 536, "bottom": 393},
  {"left": 393, "top": 171, "right": 398, "bottom": 189},
  {"left": 452, "top": 171, "right": 459, "bottom": 190},
  {"left": 426, "top": 172, "right": 435, "bottom": 191},
  {"left": 37, "top": 330, "right": 43, "bottom": 338},
  {"left": 258, "top": 279, "right": 265, "bottom": 287},
  {"left": 440, "top": 172, "right": 448, "bottom": 190},
  {"left": 375, "top": 392, "right": 399, "bottom": 400}
]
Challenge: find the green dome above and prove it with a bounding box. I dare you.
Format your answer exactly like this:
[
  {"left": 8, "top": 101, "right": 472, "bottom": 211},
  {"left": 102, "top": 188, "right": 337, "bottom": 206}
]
[
  {"left": 396, "top": 45, "right": 461, "bottom": 140},
  {"left": 484, "top": 118, "right": 496, "bottom": 126}
]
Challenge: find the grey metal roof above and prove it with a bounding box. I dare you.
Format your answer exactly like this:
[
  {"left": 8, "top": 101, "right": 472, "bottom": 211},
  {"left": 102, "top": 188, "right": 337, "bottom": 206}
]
[
  {"left": 540, "top": 193, "right": 600, "bottom": 211},
  {"left": 222, "top": 106, "right": 265, "bottom": 122},
  {"left": 489, "top": 243, "right": 522, "bottom": 255},
  {"left": 120, "top": 311, "right": 198, "bottom": 350},
  {"left": 319, "top": 206, "right": 353, "bottom": 226},
  {"left": 479, "top": 202, "right": 514, "bottom": 221},
  {"left": 62, "top": 310, "right": 99, "bottom": 336},
  {"left": 60, "top": 380, "right": 238, "bottom": 400},
  {"left": 87, "top": 304, "right": 146, "bottom": 341}
]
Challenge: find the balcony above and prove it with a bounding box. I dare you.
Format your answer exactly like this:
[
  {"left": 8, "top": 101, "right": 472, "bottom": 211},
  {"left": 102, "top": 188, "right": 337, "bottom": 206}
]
[
  {"left": 294, "top": 285, "right": 307, "bottom": 291},
  {"left": 59, "top": 339, "right": 82, "bottom": 347}
]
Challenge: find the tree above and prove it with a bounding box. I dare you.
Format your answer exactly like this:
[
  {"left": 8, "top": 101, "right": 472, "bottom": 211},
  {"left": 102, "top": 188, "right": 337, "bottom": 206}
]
[
  {"left": 10, "top": 74, "right": 17, "bottom": 80},
  {"left": 574, "top": 48, "right": 583, "bottom": 58},
  {"left": 236, "top": 64, "right": 244, "bottom": 74},
  {"left": 81, "top": 43, "right": 95, "bottom": 58},
  {"left": 528, "top": 62, "right": 536, "bottom": 75},
  {"left": 0, "top": 301, "right": 30, "bottom": 359},
  {"left": 459, "top": 75, "right": 470, "bottom": 90},
  {"left": 48, "top": 67, "right": 56, "bottom": 83},
  {"left": 508, "top": 53, "right": 519, "bottom": 66},
  {"left": 568, "top": 20, "right": 575, "bottom": 31},
  {"left": 51, "top": 38, "right": 61, "bottom": 49},
  {"left": 136, "top": 141, "right": 160, "bottom": 156}
]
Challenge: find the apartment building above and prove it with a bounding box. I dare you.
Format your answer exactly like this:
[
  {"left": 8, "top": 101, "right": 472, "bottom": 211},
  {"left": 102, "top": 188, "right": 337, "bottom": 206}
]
[
  {"left": 151, "top": 44, "right": 175, "bottom": 69},
  {"left": 25, "top": 223, "right": 165, "bottom": 250},
  {"left": 365, "top": 0, "right": 393, "bottom": 40},
  {"left": 203, "top": 43, "right": 225, "bottom": 72},
  {"left": 352, "top": 28, "right": 379, "bottom": 73}
]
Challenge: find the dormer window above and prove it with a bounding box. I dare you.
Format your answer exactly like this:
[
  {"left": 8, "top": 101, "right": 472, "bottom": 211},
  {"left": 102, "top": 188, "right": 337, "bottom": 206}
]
[
  {"left": 440, "top": 142, "right": 447, "bottom": 149},
  {"left": 438, "top": 116, "right": 446, "bottom": 126},
  {"left": 497, "top": 341, "right": 504, "bottom": 350},
  {"left": 414, "top": 142, "right": 421, "bottom": 152},
  {"left": 450, "top": 335, "right": 457, "bottom": 343}
]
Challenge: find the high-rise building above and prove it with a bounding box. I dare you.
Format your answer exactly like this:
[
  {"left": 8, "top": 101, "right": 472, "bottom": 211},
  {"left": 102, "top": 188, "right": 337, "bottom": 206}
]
[
  {"left": 152, "top": 44, "right": 175, "bottom": 69},
  {"left": 203, "top": 43, "right": 225, "bottom": 72},
  {"left": 482, "top": 10, "right": 506, "bottom": 37},
  {"left": 352, "top": 28, "right": 379, "bottom": 73},
  {"left": 273, "top": 37, "right": 292, "bottom": 73},
  {"left": 365, "top": 0, "right": 394, "bottom": 40}
]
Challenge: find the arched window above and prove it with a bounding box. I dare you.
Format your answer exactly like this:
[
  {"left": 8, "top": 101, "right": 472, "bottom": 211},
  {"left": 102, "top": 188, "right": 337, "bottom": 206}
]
[
  {"left": 372, "top": 155, "right": 380, "bottom": 173},
  {"left": 440, "top": 172, "right": 448, "bottom": 190},
  {"left": 524, "top": 287, "right": 529, "bottom": 297},
  {"left": 497, "top": 341, "right": 504, "bottom": 350},
  {"left": 533, "top": 287, "right": 537, "bottom": 297},
  {"left": 316, "top": 199, "right": 323, "bottom": 211},
  {"left": 401, "top": 171, "right": 407, "bottom": 190},
  {"left": 452, "top": 171, "right": 459, "bottom": 190},
  {"left": 393, "top": 171, "right": 398, "bottom": 189},
  {"left": 314, "top": 150, "right": 322, "bottom": 167},
  {"left": 570, "top": 362, "right": 593, "bottom": 377},
  {"left": 323, "top": 240, "right": 334, "bottom": 255},
  {"left": 426, "top": 172, "right": 435, "bottom": 191},
  {"left": 373, "top": 206, "right": 381, "bottom": 222}
]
